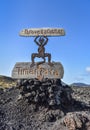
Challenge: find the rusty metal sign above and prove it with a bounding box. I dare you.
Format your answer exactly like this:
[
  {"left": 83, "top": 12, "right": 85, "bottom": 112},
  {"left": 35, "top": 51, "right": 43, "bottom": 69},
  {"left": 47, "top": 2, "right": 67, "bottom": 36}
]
[
  {"left": 19, "top": 28, "right": 65, "bottom": 37},
  {"left": 12, "top": 62, "right": 64, "bottom": 80}
]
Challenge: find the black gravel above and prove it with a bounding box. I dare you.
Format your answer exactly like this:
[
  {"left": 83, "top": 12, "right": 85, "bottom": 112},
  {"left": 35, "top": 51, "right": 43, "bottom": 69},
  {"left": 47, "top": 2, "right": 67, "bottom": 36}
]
[{"left": 0, "top": 79, "right": 90, "bottom": 130}]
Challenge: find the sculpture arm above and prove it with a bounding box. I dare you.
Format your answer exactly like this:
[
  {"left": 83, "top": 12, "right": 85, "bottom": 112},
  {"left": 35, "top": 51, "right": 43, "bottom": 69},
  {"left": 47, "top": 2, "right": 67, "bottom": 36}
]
[
  {"left": 43, "top": 36, "right": 48, "bottom": 46},
  {"left": 34, "top": 36, "right": 40, "bottom": 46}
]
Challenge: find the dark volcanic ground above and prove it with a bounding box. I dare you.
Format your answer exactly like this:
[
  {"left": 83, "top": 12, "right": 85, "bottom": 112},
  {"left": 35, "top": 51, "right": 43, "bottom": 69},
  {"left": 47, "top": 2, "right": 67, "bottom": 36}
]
[
  {"left": 71, "top": 86, "right": 90, "bottom": 106},
  {"left": 0, "top": 80, "right": 90, "bottom": 130}
]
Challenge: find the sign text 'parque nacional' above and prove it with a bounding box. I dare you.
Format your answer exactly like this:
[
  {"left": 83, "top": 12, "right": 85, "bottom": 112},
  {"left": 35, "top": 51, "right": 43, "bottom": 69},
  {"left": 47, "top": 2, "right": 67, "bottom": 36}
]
[{"left": 19, "top": 28, "right": 65, "bottom": 37}]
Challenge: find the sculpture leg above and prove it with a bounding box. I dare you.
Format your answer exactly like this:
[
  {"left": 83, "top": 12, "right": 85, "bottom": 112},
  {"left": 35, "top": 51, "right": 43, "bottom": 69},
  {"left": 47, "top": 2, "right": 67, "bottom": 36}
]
[
  {"left": 43, "top": 57, "right": 46, "bottom": 62},
  {"left": 48, "top": 53, "right": 51, "bottom": 63},
  {"left": 45, "top": 53, "right": 53, "bottom": 66},
  {"left": 31, "top": 53, "right": 38, "bottom": 67},
  {"left": 31, "top": 54, "right": 35, "bottom": 64}
]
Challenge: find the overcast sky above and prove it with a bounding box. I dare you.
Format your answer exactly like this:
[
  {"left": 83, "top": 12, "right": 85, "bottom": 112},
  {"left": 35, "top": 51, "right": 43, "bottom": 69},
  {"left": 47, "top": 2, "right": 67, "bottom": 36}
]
[{"left": 0, "top": 0, "right": 90, "bottom": 84}]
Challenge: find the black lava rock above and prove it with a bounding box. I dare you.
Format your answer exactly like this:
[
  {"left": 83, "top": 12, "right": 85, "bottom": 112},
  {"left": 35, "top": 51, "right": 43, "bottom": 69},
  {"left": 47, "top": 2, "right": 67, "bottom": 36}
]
[{"left": 17, "top": 78, "right": 72, "bottom": 109}]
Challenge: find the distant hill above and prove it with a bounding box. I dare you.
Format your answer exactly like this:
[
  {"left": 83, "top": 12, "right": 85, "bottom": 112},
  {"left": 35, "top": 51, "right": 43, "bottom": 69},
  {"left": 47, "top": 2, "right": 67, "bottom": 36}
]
[
  {"left": 0, "top": 75, "right": 16, "bottom": 88},
  {"left": 71, "top": 82, "right": 90, "bottom": 87}
]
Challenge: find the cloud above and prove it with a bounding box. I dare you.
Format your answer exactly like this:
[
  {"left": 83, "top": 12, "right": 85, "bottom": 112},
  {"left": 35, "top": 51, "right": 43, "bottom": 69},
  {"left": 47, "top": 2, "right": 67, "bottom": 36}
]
[
  {"left": 86, "top": 67, "right": 90, "bottom": 73},
  {"left": 74, "top": 67, "right": 90, "bottom": 82}
]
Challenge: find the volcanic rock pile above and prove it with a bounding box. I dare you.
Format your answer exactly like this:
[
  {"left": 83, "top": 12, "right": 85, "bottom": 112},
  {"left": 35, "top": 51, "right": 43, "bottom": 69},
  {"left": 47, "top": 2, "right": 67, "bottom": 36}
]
[
  {"left": 17, "top": 78, "right": 72, "bottom": 109},
  {"left": 0, "top": 78, "right": 90, "bottom": 130}
]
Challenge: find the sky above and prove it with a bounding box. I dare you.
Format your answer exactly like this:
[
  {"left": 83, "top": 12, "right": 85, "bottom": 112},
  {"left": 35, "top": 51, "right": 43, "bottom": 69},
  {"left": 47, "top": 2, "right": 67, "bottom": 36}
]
[{"left": 0, "top": 0, "right": 90, "bottom": 84}]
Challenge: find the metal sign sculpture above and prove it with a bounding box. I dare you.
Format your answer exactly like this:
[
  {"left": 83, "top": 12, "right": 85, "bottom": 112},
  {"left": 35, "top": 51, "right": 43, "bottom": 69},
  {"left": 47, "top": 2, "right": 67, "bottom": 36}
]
[
  {"left": 20, "top": 28, "right": 65, "bottom": 66},
  {"left": 12, "top": 28, "right": 65, "bottom": 80},
  {"left": 31, "top": 36, "right": 52, "bottom": 66}
]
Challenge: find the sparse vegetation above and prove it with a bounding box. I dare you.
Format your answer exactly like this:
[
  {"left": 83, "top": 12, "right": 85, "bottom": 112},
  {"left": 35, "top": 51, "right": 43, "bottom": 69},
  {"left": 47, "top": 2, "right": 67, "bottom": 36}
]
[{"left": 0, "top": 75, "right": 16, "bottom": 88}]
